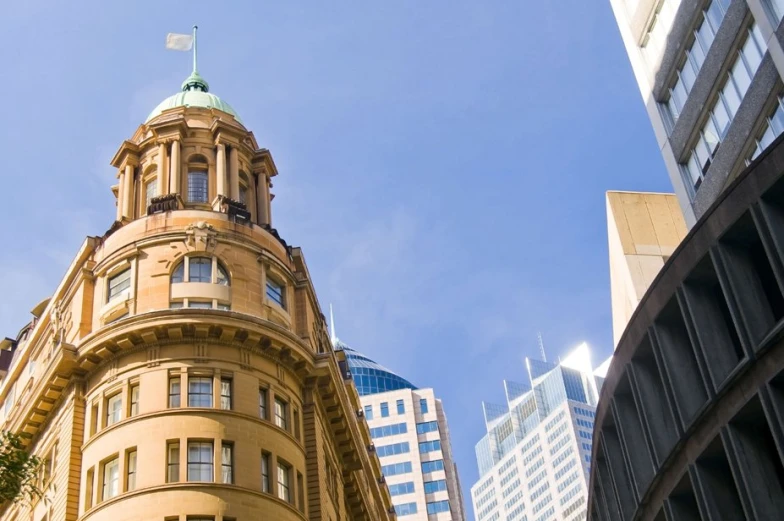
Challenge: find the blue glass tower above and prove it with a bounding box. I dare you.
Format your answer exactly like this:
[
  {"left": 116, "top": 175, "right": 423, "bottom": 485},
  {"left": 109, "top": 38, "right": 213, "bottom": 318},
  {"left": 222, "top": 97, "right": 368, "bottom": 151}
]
[{"left": 335, "top": 340, "right": 417, "bottom": 396}]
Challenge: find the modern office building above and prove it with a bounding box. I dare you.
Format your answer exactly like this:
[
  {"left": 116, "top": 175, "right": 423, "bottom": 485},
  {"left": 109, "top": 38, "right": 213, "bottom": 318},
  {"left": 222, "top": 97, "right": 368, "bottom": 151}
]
[
  {"left": 588, "top": 132, "right": 784, "bottom": 519},
  {"left": 0, "top": 54, "right": 394, "bottom": 520},
  {"left": 329, "top": 316, "right": 465, "bottom": 521},
  {"left": 608, "top": 0, "right": 784, "bottom": 226},
  {"left": 470, "top": 343, "right": 600, "bottom": 521}
]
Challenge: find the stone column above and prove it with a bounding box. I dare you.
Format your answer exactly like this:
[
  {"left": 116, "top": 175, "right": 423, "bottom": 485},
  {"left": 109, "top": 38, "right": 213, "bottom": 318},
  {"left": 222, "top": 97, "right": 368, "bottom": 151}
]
[
  {"left": 256, "top": 174, "right": 269, "bottom": 225},
  {"left": 116, "top": 170, "right": 124, "bottom": 221},
  {"left": 216, "top": 144, "right": 227, "bottom": 197},
  {"left": 157, "top": 143, "right": 167, "bottom": 196},
  {"left": 170, "top": 140, "right": 181, "bottom": 194},
  {"left": 228, "top": 147, "right": 239, "bottom": 200},
  {"left": 122, "top": 165, "right": 133, "bottom": 219}
]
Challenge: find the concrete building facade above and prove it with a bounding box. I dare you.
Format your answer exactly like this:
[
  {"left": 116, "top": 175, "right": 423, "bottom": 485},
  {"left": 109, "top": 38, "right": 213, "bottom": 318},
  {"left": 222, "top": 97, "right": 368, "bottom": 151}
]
[
  {"left": 606, "top": 191, "right": 688, "bottom": 347},
  {"left": 608, "top": 0, "right": 784, "bottom": 225},
  {"left": 470, "top": 344, "right": 601, "bottom": 521},
  {"left": 334, "top": 339, "right": 465, "bottom": 521},
  {"left": 587, "top": 134, "right": 784, "bottom": 520},
  {"left": 0, "top": 64, "right": 394, "bottom": 520}
]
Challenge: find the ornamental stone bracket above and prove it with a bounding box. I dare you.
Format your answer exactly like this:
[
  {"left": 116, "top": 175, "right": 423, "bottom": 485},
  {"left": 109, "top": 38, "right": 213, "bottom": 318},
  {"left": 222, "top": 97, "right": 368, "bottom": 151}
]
[{"left": 185, "top": 221, "right": 218, "bottom": 252}]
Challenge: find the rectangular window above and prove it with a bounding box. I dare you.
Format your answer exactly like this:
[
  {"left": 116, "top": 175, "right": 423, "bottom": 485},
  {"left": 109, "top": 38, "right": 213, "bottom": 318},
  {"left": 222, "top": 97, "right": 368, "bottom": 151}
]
[
  {"left": 364, "top": 404, "right": 373, "bottom": 420},
  {"left": 380, "top": 402, "right": 389, "bottom": 417},
  {"left": 129, "top": 385, "right": 139, "bottom": 417},
  {"left": 395, "top": 502, "right": 418, "bottom": 516},
  {"left": 187, "top": 441, "right": 214, "bottom": 482},
  {"left": 90, "top": 402, "right": 99, "bottom": 435},
  {"left": 419, "top": 440, "right": 442, "bottom": 453},
  {"left": 420, "top": 398, "right": 428, "bottom": 414},
  {"left": 188, "top": 377, "right": 213, "bottom": 407},
  {"left": 389, "top": 481, "right": 416, "bottom": 496},
  {"left": 416, "top": 421, "right": 439, "bottom": 434},
  {"left": 424, "top": 479, "right": 448, "bottom": 494},
  {"left": 145, "top": 179, "right": 157, "bottom": 208},
  {"left": 261, "top": 451, "right": 271, "bottom": 493},
  {"left": 274, "top": 398, "right": 288, "bottom": 430},
  {"left": 167, "top": 442, "right": 180, "bottom": 483},
  {"left": 221, "top": 443, "right": 233, "bottom": 484},
  {"left": 188, "top": 171, "right": 208, "bottom": 203},
  {"left": 277, "top": 461, "right": 291, "bottom": 502},
  {"left": 220, "top": 378, "right": 232, "bottom": 410},
  {"left": 259, "top": 388, "right": 268, "bottom": 419},
  {"left": 107, "top": 269, "right": 131, "bottom": 302},
  {"left": 381, "top": 461, "right": 413, "bottom": 476},
  {"left": 396, "top": 399, "right": 405, "bottom": 414},
  {"left": 102, "top": 457, "right": 119, "bottom": 501},
  {"left": 266, "top": 279, "right": 285, "bottom": 307},
  {"left": 106, "top": 394, "right": 122, "bottom": 426},
  {"left": 421, "top": 459, "right": 445, "bottom": 474},
  {"left": 85, "top": 467, "right": 94, "bottom": 509},
  {"left": 294, "top": 408, "right": 300, "bottom": 440},
  {"left": 126, "top": 450, "right": 137, "bottom": 491},
  {"left": 427, "top": 500, "right": 451, "bottom": 514},
  {"left": 369, "top": 422, "right": 408, "bottom": 438},
  {"left": 169, "top": 377, "right": 181, "bottom": 408}
]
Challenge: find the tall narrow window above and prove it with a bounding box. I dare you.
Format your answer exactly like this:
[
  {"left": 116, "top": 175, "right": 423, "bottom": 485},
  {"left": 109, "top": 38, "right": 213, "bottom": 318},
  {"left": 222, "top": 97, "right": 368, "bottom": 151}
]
[
  {"left": 297, "top": 471, "right": 305, "bottom": 512},
  {"left": 274, "top": 398, "right": 288, "bottom": 430},
  {"left": 259, "top": 388, "right": 268, "bottom": 419},
  {"left": 102, "top": 457, "right": 119, "bottom": 501},
  {"left": 221, "top": 443, "right": 233, "bottom": 484},
  {"left": 106, "top": 394, "right": 122, "bottom": 426},
  {"left": 129, "top": 385, "right": 139, "bottom": 417},
  {"left": 294, "top": 408, "right": 301, "bottom": 440},
  {"left": 187, "top": 441, "right": 214, "bottom": 482},
  {"left": 261, "top": 451, "right": 271, "bottom": 493},
  {"left": 277, "top": 461, "right": 291, "bottom": 502},
  {"left": 126, "top": 450, "right": 137, "bottom": 491},
  {"left": 167, "top": 442, "right": 180, "bottom": 483},
  {"left": 381, "top": 402, "right": 389, "bottom": 417},
  {"left": 364, "top": 405, "right": 373, "bottom": 420},
  {"left": 397, "top": 399, "right": 405, "bottom": 414},
  {"left": 169, "top": 377, "right": 181, "bottom": 408},
  {"left": 145, "top": 179, "right": 157, "bottom": 210},
  {"left": 188, "top": 171, "right": 208, "bottom": 203},
  {"left": 266, "top": 279, "right": 284, "bottom": 307},
  {"left": 188, "top": 377, "right": 213, "bottom": 407},
  {"left": 220, "top": 378, "right": 232, "bottom": 410},
  {"left": 85, "top": 467, "right": 94, "bottom": 509},
  {"left": 107, "top": 269, "right": 131, "bottom": 303},
  {"left": 420, "top": 398, "right": 429, "bottom": 414}
]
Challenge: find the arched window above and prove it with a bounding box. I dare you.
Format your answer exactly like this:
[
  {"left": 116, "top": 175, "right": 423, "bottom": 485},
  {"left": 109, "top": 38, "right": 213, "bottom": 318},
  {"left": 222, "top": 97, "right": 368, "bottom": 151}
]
[
  {"left": 171, "top": 256, "right": 230, "bottom": 286},
  {"left": 187, "top": 155, "right": 209, "bottom": 203}
]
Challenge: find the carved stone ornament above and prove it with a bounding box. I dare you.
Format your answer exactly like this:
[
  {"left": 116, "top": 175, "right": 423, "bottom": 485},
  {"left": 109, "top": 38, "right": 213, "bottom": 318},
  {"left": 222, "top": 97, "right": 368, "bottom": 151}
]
[{"left": 185, "top": 221, "right": 218, "bottom": 252}]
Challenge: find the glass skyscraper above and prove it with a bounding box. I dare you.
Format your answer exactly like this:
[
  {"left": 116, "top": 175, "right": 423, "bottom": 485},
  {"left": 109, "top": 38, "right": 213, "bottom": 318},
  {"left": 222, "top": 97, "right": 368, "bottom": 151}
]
[
  {"left": 471, "top": 343, "right": 601, "bottom": 521},
  {"left": 332, "top": 324, "right": 466, "bottom": 521}
]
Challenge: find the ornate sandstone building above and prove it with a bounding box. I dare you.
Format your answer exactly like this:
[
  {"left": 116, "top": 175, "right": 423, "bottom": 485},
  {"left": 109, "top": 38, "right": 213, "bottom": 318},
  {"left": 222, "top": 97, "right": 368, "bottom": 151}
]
[{"left": 0, "top": 60, "right": 394, "bottom": 521}]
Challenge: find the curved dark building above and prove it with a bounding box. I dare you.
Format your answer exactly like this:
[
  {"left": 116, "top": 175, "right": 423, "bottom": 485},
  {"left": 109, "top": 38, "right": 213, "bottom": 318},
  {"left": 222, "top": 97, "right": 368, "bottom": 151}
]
[{"left": 589, "top": 134, "right": 784, "bottom": 521}]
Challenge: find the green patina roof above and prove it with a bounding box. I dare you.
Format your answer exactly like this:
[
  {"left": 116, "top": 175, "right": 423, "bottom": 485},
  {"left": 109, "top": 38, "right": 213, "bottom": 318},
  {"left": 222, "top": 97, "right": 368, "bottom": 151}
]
[{"left": 146, "top": 70, "right": 242, "bottom": 124}]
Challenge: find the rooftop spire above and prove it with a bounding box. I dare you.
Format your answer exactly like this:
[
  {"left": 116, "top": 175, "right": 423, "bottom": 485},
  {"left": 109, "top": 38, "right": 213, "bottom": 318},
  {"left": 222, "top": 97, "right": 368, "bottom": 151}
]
[
  {"left": 180, "top": 25, "right": 209, "bottom": 93},
  {"left": 329, "top": 304, "right": 337, "bottom": 344}
]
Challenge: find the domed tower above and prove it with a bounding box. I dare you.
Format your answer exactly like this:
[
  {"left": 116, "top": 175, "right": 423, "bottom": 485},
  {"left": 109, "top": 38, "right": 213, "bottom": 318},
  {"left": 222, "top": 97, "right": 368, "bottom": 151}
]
[{"left": 0, "top": 45, "right": 393, "bottom": 521}]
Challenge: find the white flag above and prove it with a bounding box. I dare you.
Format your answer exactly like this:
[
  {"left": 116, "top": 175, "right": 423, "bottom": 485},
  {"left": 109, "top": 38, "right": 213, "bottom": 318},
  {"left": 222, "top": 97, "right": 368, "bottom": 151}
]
[{"left": 166, "top": 33, "right": 193, "bottom": 51}]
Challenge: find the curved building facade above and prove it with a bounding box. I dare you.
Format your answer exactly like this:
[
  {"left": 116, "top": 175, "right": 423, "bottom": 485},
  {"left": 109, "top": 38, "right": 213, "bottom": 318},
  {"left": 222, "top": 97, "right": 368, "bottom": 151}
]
[
  {"left": 588, "top": 134, "right": 784, "bottom": 520},
  {"left": 0, "top": 64, "right": 393, "bottom": 521}
]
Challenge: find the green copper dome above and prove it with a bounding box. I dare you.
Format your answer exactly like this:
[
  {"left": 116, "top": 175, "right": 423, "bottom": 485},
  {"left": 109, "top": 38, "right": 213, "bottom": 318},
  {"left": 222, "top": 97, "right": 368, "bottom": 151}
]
[{"left": 146, "top": 70, "right": 242, "bottom": 124}]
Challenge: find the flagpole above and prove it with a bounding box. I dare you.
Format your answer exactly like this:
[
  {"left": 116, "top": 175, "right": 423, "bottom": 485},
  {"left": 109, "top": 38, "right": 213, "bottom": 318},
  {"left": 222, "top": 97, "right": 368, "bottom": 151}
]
[{"left": 192, "top": 25, "right": 198, "bottom": 74}]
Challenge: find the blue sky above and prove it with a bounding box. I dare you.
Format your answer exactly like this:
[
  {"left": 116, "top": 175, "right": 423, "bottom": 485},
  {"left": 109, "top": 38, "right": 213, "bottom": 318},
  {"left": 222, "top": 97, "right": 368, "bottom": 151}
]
[{"left": 1, "top": 1, "right": 672, "bottom": 517}]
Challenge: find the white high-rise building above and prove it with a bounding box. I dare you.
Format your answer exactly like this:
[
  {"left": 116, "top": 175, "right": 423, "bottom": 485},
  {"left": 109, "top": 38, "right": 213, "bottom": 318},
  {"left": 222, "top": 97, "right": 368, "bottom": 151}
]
[
  {"left": 609, "top": 0, "right": 784, "bottom": 226},
  {"left": 470, "top": 343, "right": 600, "bottom": 521},
  {"left": 330, "top": 314, "right": 465, "bottom": 521}
]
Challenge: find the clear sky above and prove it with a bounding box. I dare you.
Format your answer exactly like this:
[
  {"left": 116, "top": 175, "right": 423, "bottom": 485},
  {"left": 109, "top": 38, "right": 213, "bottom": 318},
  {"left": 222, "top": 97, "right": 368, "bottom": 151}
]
[{"left": 0, "top": 1, "right": 672, "bottom": 518}]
